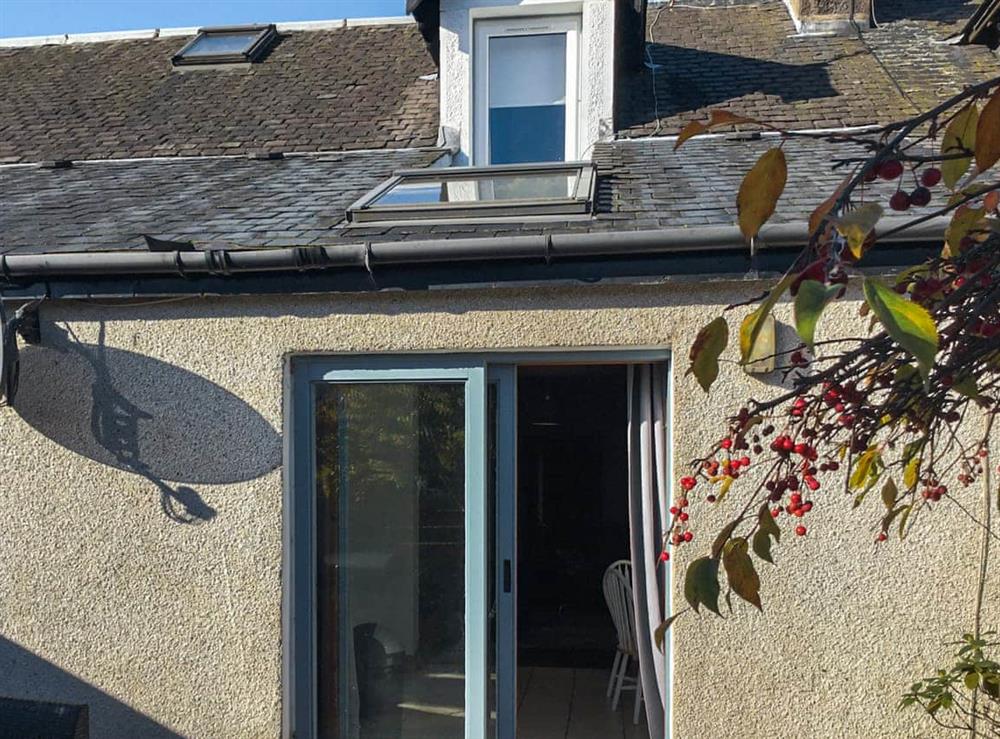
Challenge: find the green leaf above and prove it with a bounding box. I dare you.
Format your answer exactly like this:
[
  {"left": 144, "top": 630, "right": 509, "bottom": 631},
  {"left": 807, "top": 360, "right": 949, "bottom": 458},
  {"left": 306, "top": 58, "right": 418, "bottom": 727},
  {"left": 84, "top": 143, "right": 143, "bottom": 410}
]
[
  {"left": 752, "top": 528, "right": 775, "bottom": 564},
  {"left": 740, "top": 273, "right": 795, "bottom": 364},
  {"left": 722, "top": 538, "right": 762, "bottom": 611},
  {"left": 758, "top": 502, "right": 781, "bottom": 542},
  {"left": 737, "top": 148, "right": 787, "bottom": 242},
  {"left": 964, "top": 671, "right": 980, "bottom": 690},
  {"left": 753, "top": 503, "right": 780, "bottom": 565},
  {"left": 654, "top": 612, "right": 683, "bottom": 653},
  {"left": 881, "top": 478, "right": 898, "bottom": 510},
  {"left": 952, "top": 375, "right": 980, "bottom": 399},
  {"left": 687, "top": 317, "right": 729, "bottom": 393},
  {"left": 711, "top": 517, "right": 745, "bottom": 559},
  {"left": 684, "top": 557, "right": 722, "bottom": 616},
  {"left": 941, "top": 104, "right": 978, "bottom": 189},
  {"left": 794, "top": 279, "right": 841, "bottom": 349},
  {"left": 863, "top": 278, "right": 940, "bottom": 382}
]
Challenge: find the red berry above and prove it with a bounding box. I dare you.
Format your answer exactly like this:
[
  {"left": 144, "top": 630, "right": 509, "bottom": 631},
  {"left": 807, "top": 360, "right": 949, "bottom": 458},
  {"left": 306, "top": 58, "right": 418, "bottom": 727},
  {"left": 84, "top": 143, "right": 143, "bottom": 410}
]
[
  {"left": 910, "top": 186, "right": 931, "bottom": 207},
  {"left": 740, "top": 456, "right": 751, "bottom": 467},
  {"left": 720, "top": 438, "right": 733, "bottom": 450},
  {"left": 877, "top": 533, "right": 887, "bottom": 542},
  {"left": 879, "top": 159, "right": 903, "bottom": 180},
  {"left": 863, "top": 168, "right": 878, "bottom": 183},
  {"left": 771, "top": 507, "right": 781, "bottom": 518},
  {"left": 678, "top": 498, "right": 689, "bottom": 508},
  {"left": 795, "top": 525, "right": 807, "bottom": 537},
  {"left": 660, "top": 550, "right": 670, "bottom": 562},
  {"left": 889, "top": 191, "right": 911, "bottom": 211},
  {"left": 683, "top": 531, "right": 694, "bottom": 543},
  {"left": 669, "top": 506, "right": 679, "bottom": 516},
  {"left": 920, "top": 167, "right": 942, "bottom": 187},
  {"left": 679, "top": 512, "right": 689, "bottom": 522},
  {"left": 707, "top": 494, "right": 717, "bottom": 503}
]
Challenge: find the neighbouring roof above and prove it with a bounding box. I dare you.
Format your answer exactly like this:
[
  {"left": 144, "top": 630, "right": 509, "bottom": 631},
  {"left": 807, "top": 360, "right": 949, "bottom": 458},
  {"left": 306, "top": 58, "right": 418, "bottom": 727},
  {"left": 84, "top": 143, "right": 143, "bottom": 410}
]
[
  {"left": 0, "top": 21, "right": 439, "bottom": 164},
  {"left": 0, "top": 138, "right": 917, "bottom": 255},
  {"left": 616, "top": 0, "right": 998, "bottom": 136},
  {"left": 0, "top": 1, "right": 994, "bottom": 264}
]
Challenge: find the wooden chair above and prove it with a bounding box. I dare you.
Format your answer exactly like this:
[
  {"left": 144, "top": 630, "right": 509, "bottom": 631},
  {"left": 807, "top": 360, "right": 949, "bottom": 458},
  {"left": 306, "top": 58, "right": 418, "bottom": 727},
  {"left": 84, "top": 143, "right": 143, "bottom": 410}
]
[{"left": 602, "top": 559, "right": 643, "bottom": 724}]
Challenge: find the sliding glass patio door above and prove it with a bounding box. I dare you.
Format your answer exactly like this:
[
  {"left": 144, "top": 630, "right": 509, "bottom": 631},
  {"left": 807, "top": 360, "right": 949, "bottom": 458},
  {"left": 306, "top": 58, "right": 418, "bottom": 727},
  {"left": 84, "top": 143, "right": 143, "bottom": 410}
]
[{"left": 287, "top": 361, "right": 488, "bottom": 739}]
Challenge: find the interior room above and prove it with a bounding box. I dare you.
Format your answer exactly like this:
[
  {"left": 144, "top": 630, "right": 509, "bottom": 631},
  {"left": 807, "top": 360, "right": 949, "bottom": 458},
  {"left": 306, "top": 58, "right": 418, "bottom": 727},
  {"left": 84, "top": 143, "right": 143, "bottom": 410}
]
[{"left": 514, "top": 365, "right": 647, "bottom": 738}]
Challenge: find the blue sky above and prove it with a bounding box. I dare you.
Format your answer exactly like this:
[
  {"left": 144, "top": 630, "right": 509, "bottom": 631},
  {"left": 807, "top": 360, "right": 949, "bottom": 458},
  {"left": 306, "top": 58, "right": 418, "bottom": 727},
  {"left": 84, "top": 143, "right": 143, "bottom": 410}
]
[{"left": 0, "top": 0, "right": 406, "bottom": 38}]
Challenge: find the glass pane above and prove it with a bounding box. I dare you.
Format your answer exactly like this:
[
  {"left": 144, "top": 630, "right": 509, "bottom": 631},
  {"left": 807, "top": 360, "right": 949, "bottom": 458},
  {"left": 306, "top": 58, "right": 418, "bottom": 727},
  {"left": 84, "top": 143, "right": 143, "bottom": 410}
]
[
  {"left": 315, "top": 383, "right": 466, "bottom": 739},
  {"left": 372, "top": 172, "right": 576, "bottom": 207},
  {"left": 183, "top": 31, "right": 259, "bottom": 57},
  {"left": 488, "top": 34, "right": 566, "bottom": 164}
]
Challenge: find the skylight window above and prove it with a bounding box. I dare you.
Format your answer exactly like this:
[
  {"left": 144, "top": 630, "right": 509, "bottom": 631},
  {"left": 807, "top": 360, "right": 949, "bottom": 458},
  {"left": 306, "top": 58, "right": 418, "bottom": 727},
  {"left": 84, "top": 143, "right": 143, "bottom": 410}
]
[
  {"left": 172, "top": 24, "right": 278, "bottom": 66},
  {"left": 347, "top": 162, "right": 595, "bottom": 223}
]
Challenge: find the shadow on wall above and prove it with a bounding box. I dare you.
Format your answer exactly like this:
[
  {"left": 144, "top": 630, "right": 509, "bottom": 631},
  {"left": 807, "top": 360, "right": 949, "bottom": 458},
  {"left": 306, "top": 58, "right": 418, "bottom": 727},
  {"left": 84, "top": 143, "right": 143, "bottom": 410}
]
[
  {"left": 0, "top": 635, "right": 181, "bottom": 738},
  {"left": 13, "top": 323, "right": 281, "bottom": 523}
]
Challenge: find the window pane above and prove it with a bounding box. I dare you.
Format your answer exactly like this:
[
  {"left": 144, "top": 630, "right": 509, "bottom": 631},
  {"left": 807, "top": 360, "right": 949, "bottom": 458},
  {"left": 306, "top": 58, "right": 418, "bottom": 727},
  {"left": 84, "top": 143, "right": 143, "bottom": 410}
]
[
  {"left": 184, "top": 32, "right": 259, "bottom": 56},
  {"left": 372, "top": 172, "right": 576, "bottom": 207},
  {"left": 315, "top": 383, "right": 466, "bottom": 739},
  {"left": 488, "top": 34, "right": 567, "bottom": 164}
]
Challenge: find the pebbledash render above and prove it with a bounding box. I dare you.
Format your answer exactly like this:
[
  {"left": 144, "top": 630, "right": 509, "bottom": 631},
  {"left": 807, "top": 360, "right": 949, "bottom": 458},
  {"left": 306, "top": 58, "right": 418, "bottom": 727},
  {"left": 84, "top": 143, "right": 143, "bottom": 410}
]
[{"left": 0, "top": 2, "right": 997, "bottom": 738}]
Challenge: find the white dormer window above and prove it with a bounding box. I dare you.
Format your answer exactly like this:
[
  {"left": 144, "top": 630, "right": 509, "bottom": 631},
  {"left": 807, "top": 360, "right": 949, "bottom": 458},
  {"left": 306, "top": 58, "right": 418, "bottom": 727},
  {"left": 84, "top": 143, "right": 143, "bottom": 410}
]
[{"left": 473, "top": 16, "right": 580, "bottom": 165}]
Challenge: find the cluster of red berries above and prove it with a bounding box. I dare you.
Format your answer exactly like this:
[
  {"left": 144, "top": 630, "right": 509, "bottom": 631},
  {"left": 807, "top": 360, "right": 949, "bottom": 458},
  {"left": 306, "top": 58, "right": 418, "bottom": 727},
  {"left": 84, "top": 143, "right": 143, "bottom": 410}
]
[
  {"left": 664, "top": 495, "right": 694, "bottom": 558},
  {"left": 920, "top": 482, "right": 948, "bottom": 502},
  {"left": 865, "top": 159, "right": 942, "bottom": 213}
]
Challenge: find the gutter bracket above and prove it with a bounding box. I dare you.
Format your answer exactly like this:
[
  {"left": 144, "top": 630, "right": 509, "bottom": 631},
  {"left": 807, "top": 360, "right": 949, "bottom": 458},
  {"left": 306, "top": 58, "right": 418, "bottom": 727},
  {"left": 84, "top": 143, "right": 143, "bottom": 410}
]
[{"left": 544, "top": 235, "right": 553, "bottom": 266}]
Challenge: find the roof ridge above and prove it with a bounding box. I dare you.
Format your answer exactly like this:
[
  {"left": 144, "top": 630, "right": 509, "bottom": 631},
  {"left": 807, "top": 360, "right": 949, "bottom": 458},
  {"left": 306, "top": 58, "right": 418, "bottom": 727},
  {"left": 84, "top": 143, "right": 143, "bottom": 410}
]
[{"left": 0, "top": 15, "right": 413, "bottom": 49}]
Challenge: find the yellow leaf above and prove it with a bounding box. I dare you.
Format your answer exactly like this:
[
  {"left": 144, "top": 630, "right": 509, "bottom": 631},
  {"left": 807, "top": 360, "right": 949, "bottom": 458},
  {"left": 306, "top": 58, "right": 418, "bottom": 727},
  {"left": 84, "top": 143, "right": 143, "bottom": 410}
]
[
  {"left": 834, "top": 203, "right": 883, "bottom": 259},
  {"left": 739, "top": 273, "right": 795, "bottom": 364},
  {"left": 850, "top": 448, "right": 880, "bottom": 490},
  {"left": 941, "top": 104, "right": 979, "bottom": 189},
  {"left": 808, "top": 175, "right": 851, "bottom": 237},
  {"left": 976, "top": 87, "right": 1000, "bottom": 173},
  {"left": 674, "top": 110, "right": 761, "bottom": 151},
  {"left": 737, "top": 148, "right": 787, "bottom": 242},
  {"left": 904, "top": 456, "right": 920, "bottom": 490}
]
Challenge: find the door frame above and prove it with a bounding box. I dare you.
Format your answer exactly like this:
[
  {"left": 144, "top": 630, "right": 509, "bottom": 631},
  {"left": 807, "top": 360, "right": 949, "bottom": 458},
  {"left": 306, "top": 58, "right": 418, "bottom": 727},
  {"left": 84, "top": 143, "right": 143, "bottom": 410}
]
[{"left": 283, "top": 349, "right": 672, "bottom": 739}]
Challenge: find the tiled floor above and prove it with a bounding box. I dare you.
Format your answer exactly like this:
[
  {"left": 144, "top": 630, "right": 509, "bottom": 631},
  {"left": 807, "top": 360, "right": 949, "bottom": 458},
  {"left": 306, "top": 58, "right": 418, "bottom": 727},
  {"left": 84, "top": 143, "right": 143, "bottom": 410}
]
[
  {"left": 517, "top": 666, "right": 649, "bottom": 739},
  {"left": 356, "top": 665, "right": 648, "bottom": 738}
]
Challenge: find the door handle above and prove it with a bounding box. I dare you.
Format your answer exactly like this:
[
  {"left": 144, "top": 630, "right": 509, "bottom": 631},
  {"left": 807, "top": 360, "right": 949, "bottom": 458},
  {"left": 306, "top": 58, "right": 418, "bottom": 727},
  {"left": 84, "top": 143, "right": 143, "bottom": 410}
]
[{"left": 503, "top": 559, "right": 512, "bottom": 593}]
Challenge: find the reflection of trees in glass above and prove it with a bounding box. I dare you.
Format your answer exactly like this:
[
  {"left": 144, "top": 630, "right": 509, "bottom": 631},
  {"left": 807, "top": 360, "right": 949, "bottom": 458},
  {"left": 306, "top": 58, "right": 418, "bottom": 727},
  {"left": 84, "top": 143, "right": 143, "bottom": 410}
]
[{"left": 315, "top": 382, "right": 466, "bottom": 738}]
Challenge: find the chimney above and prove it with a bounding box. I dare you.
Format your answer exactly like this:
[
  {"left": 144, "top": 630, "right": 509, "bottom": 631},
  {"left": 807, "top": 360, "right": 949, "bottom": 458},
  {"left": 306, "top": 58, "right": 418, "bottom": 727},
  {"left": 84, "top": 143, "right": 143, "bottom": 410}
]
[{"left": 785, "top": 0, "right": 869, "bottom": 34}]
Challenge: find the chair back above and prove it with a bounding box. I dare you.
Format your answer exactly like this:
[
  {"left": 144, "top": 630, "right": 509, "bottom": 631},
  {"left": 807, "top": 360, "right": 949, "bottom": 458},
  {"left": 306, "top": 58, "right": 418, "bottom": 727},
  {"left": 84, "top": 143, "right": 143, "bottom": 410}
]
[{"left": 602, "top": 559, "right": 638, "bottom": 655}]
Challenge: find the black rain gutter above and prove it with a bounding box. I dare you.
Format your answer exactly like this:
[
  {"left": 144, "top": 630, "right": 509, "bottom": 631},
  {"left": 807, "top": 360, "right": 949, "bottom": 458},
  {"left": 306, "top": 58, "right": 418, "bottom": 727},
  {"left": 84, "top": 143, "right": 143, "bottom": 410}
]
[{"left": 0, "top": 217, "right": 948, "bottom": 282}]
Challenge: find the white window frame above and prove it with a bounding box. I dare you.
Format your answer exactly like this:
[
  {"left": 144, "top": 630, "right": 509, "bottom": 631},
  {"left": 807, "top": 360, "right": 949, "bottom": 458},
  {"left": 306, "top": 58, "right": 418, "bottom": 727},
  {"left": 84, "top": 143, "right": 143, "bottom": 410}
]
[{"left": 472, "top": 15, "right": 581, "bottom": 166}]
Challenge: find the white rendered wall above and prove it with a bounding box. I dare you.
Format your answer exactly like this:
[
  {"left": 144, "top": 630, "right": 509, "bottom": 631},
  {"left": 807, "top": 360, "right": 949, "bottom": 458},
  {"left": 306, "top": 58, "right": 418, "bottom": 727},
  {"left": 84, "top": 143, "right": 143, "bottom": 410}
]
[{"left": 439, "top": 0, "right": 616, "bottom": 164}]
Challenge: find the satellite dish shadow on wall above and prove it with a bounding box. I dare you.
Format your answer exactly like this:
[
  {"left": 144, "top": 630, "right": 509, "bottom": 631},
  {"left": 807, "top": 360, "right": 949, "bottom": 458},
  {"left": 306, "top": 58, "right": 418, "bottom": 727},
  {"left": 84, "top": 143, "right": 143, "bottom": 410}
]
[{"left": 13, "top": 324, "right": 280, "bottom": 522}]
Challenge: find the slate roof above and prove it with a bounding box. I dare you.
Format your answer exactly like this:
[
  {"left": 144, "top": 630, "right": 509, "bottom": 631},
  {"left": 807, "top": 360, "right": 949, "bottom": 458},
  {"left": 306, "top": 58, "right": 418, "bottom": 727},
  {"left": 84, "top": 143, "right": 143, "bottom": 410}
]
[
  {"left": 616, "top": 0, "right": 998, "bottom": 136},
  {"left": 0, "top": 137, "right": 919, "bottom": 254},
  {"left": 0, "top": 22, "right": 439, "bottom": 164},
  {"left": 0, "top": 2, "right": 994, "bottom": 259},
  {"left": 0, "top": 148, "right": 446, "bottom": 253}
]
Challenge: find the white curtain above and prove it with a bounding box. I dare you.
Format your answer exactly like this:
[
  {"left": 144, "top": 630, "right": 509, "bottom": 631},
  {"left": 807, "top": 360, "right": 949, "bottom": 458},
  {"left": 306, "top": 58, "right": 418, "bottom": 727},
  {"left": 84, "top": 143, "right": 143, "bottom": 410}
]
[{"left": 627, "top": 364, "right": 668, "bottom": 738}]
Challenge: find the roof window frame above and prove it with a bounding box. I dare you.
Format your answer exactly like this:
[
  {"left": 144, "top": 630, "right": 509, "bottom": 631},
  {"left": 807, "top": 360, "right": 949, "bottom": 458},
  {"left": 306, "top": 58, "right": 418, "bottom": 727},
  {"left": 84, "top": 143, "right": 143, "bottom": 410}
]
[
  {"left": 171, "top": 24, "right": 278, "bottom": 66},
  {"left": 346, "top": 161, "right": 597, "bottom": 224}
]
